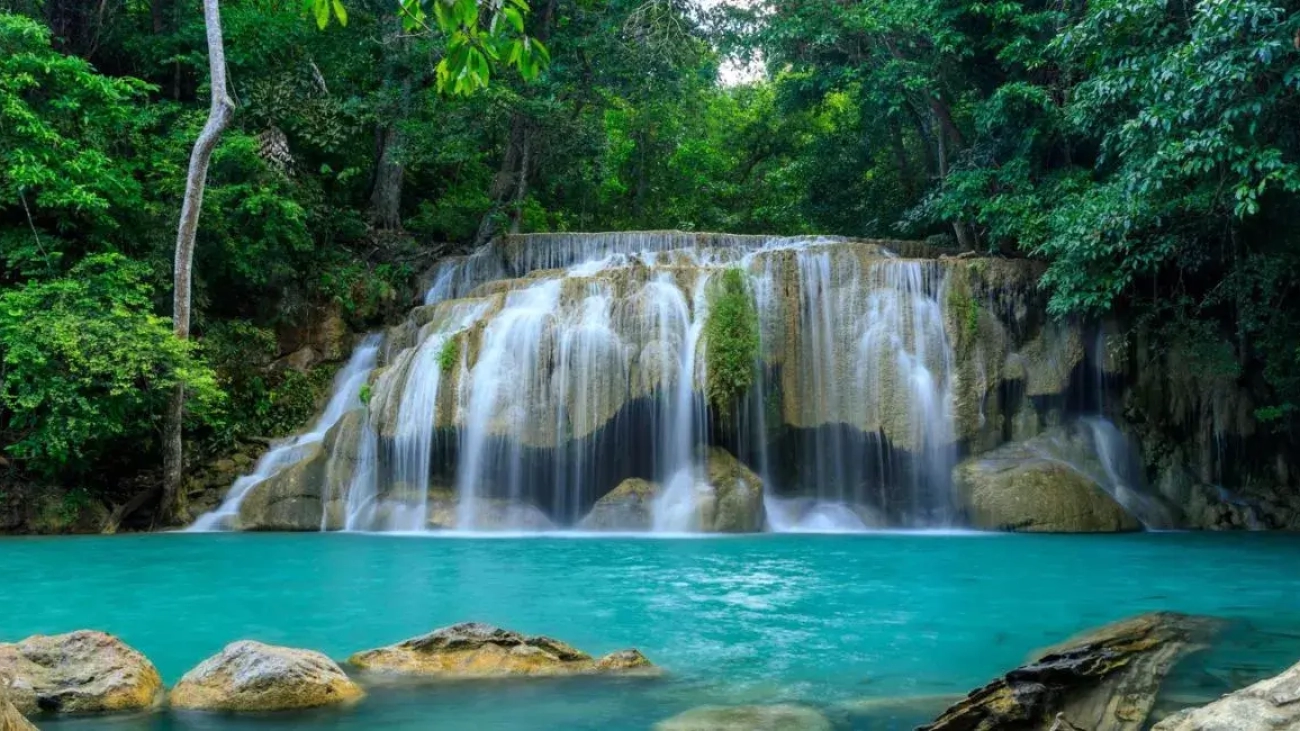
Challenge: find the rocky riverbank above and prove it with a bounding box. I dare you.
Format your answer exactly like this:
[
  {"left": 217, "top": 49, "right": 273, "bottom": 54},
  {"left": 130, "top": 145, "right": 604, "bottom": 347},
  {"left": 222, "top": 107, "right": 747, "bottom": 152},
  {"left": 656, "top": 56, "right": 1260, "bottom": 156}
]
[{"left": 1, "top": 615, "right": 1296, "bottom": 729}]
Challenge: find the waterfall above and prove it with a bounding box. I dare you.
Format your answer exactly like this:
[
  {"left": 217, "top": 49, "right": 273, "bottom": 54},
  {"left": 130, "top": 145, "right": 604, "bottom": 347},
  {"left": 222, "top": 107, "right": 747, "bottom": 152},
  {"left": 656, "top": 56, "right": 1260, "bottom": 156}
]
[
  {"left": 203, "top": 232, "right": 1043, "bottom": 533},
  {"left": 189, "top": 336, "right": 381, "bottom": 531}
]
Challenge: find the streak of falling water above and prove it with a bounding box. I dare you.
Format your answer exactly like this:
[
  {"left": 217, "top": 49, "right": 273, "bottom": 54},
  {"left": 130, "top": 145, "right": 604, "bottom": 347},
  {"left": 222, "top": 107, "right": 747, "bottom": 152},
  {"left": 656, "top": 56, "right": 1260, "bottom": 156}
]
[
  {"left": 188, "top": 335, "right": 382, "bottom": 531},
  {"left": 651, "top": 272, "right": 711, "bottom": 531},
  {"left": 455, "top": 281, "right": 562, "bottom": 529}
]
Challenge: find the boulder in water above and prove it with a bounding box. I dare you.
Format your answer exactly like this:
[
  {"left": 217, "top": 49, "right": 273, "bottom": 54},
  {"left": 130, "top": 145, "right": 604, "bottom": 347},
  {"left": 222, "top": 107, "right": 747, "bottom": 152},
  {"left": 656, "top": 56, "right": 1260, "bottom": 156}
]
[
  {"left": 0, "top": 631, "right": 162, "bottom": 716},
  {"left": 235, "top": 442, "right": 329, "bottom": 531},
  {"left": 654, "top": 704, "right": 833, "bottom": 731},
  {"left": 1152, "top": 658, "right": 1300, "bottom": 731},
  {"left": 705, "top": 448, "right": 766, "bottom": 532},
  {"left": 425, "top": 491, "right": 556, "bottom": 531},
  {"left": 0, "top": 696, "right": 36, "bottom": 731},
  {"left": 578, "top": 478, "right": 659, "bottom": 531},
  {"left": 954, "top": 427, "right": 1143, "bottom": 532},
  {"left": 921, "top": 612, "right": 1219, "bottom": 731},
  {"left": 347, "top": 622, "right": 655, "bottom": 678},
  {"left": 170, "top": 641, "right": 363, "bottom": 712}
]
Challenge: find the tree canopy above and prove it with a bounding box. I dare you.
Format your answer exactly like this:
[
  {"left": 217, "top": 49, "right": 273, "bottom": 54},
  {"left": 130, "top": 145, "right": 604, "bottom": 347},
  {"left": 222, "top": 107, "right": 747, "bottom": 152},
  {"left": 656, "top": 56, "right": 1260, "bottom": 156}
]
[{"left": 0, "top": 0, "right": 1297, "bottom": 511}]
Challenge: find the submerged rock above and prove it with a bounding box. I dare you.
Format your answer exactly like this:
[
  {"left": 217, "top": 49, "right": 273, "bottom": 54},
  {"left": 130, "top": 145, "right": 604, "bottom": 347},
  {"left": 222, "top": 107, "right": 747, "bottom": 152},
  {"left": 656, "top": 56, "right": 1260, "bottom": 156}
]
[
  {"left": 0, "top": 631, "right": 162, "bottom": 716},
  {"left": 170, "top": 641, "right": 363, "bottom": 712},
  {"left": 921, "top": 612, "right": 1218, "bottom": 731},
  {"left": 654, "top": 704, "right": 832, "bottom": 731},
  {"left": 577, "top": 478, "right": 659, "bottom": 531},
  {"left": 1152, "top": 658, "right": 1300, "bottom": 731},
  {"left": 425, "top": 491, "right": 556, "bottom": 531},
  {"left": 954, "top": 427, "right": 1144, "bottom": 532},
  {"left": 348, "top": 622, "right": 654, "bottom": 678}
]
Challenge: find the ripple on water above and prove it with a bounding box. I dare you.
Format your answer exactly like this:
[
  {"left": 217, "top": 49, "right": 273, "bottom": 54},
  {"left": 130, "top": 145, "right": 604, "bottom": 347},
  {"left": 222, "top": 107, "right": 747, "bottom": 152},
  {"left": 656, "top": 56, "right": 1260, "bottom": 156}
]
[{"left": 2, "top": 532, "right": 1300, "bottom": 730}]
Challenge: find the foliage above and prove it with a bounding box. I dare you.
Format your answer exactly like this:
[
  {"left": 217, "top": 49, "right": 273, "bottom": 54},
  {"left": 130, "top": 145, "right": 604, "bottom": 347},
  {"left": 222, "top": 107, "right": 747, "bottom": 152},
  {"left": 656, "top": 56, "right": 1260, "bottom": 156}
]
[
  {"left": 0, "top": 254, "right": 221, "bottom": 473},
  {"left": 195, "top": 320, "right": 339, "bottom": 454},
  {"left": 704, "top": 268, "right": 760, "bottom": 415},
  {"left": 438, "top": 336, "right": 460, "bottom": 371}
]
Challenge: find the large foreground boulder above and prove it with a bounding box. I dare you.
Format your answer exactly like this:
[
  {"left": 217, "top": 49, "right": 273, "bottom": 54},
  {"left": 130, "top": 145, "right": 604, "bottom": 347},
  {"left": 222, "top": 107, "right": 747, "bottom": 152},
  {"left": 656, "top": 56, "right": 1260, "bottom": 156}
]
[
  {"left": 654, "top": 704, "right": 832, "bottom": 731},
  {"left": 0, "top": 631, "right": 162, "bottom": 716},
  {"left": 1152, "top": 659, "right": 1300, "bottom": 731},
  {"left": 170, "top": 641, "right": 363, "bottom": 712},
  {"left": 348, "top": 622, "right": 654, "bottom": 678},
  {"left": 0, "top": 680, "right": 36, "bottom": 731},
  {"left": 921, "top": 612, "right": 1218, "bottom": 731},
  {"left": 578, "top": 478, "right": 659, "bottom": 530},
  {"left": 954, "top": 427, "right": 1141, "bottom": 532}
]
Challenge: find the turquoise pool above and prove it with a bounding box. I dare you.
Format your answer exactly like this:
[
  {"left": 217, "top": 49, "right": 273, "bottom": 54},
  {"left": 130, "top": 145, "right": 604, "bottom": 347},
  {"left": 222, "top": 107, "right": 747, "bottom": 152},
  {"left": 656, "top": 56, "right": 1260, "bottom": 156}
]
[{"left": 3, "top": 532, "right": 1299, "bottom": 729}]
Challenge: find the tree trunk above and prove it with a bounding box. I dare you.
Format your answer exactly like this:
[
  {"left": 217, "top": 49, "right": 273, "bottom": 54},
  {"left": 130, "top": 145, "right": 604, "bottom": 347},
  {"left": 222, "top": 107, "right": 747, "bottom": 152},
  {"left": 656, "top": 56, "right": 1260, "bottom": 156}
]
[
  {"left": 161, "top": 0, "right": 234, "bottom": 526},
  {"left": 368, "top": 17, "right": 409, "bottom": 230},
  {"left": 474, "top": 114, "right": 528, "bottom": 246},
  {"left": 369, "top": 124, "right": 405, "bottom": 230}
]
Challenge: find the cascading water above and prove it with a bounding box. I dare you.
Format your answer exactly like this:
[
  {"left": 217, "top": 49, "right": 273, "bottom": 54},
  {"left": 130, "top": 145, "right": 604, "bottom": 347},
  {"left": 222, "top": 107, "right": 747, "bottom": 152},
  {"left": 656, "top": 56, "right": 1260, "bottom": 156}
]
[
  {"left": 189, "top": 335, "right": 381, "bottom": 531},
  {"left": 201, "top": 231, "right": 1118, "bottom": 534}
]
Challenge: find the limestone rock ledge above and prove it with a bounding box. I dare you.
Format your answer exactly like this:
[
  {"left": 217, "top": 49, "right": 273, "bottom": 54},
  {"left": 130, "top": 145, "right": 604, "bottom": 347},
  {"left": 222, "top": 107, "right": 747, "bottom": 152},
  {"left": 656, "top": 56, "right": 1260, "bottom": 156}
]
[
  {"left": 921, "top": 612, "right": 1219, "bottom": 731},
  {"left": 1152, "top": 658, "right": 1300, "bottom": 731},
  {"left": 348, "top": 622, "right": 655, "bottom": 678},
  {"left": 0, "top": 631, "right": 162, "bottom": 717},
  {"left": 953, "top": 427, "right": 1143, "bottom": 533},
  {"left": 170, "top": 641, "right": 363, "bottom": 712}
]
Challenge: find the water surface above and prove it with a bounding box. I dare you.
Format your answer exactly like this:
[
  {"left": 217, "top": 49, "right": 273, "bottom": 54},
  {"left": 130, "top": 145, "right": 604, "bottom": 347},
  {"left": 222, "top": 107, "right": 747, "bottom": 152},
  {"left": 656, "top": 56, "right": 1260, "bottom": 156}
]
[{"left": 3, "top": 532, "right": 1299, "bottom": 729}]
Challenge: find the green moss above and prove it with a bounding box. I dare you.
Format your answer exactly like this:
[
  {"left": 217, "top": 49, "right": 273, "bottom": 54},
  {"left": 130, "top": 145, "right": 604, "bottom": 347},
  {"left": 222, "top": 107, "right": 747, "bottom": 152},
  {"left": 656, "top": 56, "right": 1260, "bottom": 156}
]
[
  {"left": 438, "top": 336, "right": 460, "bottom": 371},
  {"left": 358, "top": 382, "right": 372, "bottom": 406},
  {"left": 704, "top": 268, "right": 760, "bottom": 416}
]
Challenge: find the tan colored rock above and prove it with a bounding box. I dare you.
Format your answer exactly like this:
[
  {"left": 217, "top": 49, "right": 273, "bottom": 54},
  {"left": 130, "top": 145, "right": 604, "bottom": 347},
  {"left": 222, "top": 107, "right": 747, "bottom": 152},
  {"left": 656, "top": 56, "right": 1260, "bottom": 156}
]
[
  {"left": 0, "top": 631, "right": 162, "bottom": 716},
  {"left": 0, "top": 696, "right": 36, "bottom": 731},
  {"left": 235, "top": 442, "right": 329, "bottom": 531},
  {"left": 348, "top": 623, "right": 654, "bottom": 678},
  {"left": 1152, "top": 659, "right": 1300, "bottom": 731},
  {"left": 956, "top": 457, "right": 1139, "bottom": 532},
  {"left": 704, "top": 448, "right": 766, "bottom": 532},
  {"left": 1, "top": 674, "right": 36, "bottom": 731},
  {"left": 921, "top": 613, "right": 1219, "bottom": 731},
  {"left": 578, "top": 478, "right": 659, "bottom": 531},
  {"left": 170, "top": 641, "right": 363, "bottom": 712},
  {"left": 655, "top": 704, "right": 833, "bottom": 731},
  {"left": 954, "top": 427, "right": 1143, "bottom": 532}
]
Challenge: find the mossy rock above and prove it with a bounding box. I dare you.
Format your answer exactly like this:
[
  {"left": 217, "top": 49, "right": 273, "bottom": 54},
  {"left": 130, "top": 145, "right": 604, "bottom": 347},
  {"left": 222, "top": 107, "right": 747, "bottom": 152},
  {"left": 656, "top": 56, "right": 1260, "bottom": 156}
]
[
  {"left": 348, "top": 622, "right": 655, "bottom": 678},
  {"left": 578, "top": 478, "right": 660, "bottom": 531}
]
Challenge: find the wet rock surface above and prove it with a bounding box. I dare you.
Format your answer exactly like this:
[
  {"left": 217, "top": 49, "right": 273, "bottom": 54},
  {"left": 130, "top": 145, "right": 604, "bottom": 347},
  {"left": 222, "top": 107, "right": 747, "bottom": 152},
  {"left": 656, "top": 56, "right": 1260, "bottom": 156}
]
[
  {"left": 170, "top": 641, "right": 363, "bottom": 712},
  {"left": 577, "top": 478, "right": 659, "bottom": 531},
  {"left": 921, "top": 612, "right": 1219, "bottom": 731},
  {"left": 0, "top": 631, "right": 162, "bottom": 716},
  {"left": 654, "top": 704, "right": 833, "bottom": 731},
  {"left": 1152, "top": 659, "right": 1300, "bottom": 731},
  {"left": 348, "top": 622, "right": 655, "bottom": 677}
]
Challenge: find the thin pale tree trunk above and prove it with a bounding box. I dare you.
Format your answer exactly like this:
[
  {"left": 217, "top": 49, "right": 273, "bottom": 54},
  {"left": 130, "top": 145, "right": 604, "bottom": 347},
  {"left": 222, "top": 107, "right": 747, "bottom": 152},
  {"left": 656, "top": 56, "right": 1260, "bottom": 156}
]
[{"left": 161, "top": 0, "right": 234, "bottom": 525}]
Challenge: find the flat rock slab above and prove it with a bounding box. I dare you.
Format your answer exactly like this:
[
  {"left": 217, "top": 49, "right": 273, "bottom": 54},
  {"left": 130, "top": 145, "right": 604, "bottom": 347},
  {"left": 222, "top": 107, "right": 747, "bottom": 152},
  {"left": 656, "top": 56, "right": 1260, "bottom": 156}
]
[
  {"left": 0, "top": 631, "right": 162, "bottom": 716},
  {"left": 170, "top": 641, "right": 363, "bottom": 712},
  {"left": 348, "top": 622, "right": 655, "bottom": 678},
  {"left": 921, "top": 612, "right": 1219, "bottom": 731},
  {"left": 1153, "top": 658, "right": 1300, "bottom": 731},
  {"left": 654, "top": 704, "right": 833, "bottom": 731}
]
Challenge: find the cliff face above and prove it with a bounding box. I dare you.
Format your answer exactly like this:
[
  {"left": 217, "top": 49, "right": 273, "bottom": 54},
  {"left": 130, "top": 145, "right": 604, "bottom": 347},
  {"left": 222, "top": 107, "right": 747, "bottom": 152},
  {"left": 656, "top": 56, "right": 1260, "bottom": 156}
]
[{"left": 214, "top": 231, "right": 1296, "bottom": 532}]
